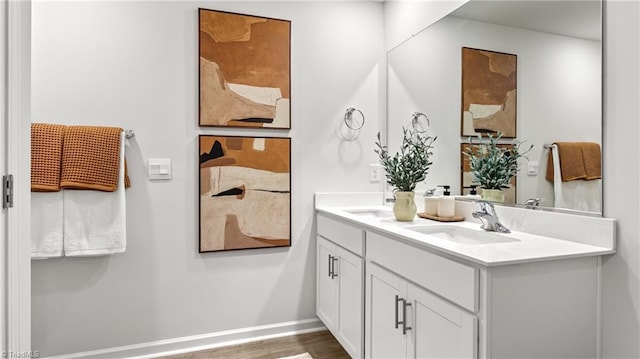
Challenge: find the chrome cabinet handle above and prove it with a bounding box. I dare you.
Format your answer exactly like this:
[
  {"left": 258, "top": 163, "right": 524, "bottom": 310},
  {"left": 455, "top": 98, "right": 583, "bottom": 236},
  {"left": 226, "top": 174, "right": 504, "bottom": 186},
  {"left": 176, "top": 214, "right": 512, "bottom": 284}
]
[
  {"left": 331, "top": 257, "right": 338, "bottom": 279},
  {"left": 402, "top": 299, "right": 412, "bottom": 334},
  {"left": 328, "top": 255, "right": 333, "bottom": 277},
  {"left": 394, "top": 295, "right": 412, "bottom": 334},
  {"left": 395, "top": 295, "right": 402, "bottom": 329}
]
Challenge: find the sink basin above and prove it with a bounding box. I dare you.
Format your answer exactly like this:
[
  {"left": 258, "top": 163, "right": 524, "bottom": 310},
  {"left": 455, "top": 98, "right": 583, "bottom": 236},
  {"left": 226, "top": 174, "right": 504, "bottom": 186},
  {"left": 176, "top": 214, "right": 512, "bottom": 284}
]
[
  {"left": 407, "top": 226, "right": 519, "bottom": 245},
  {"left": 343, "top": 208, "right": 394, "bottom": 218}
]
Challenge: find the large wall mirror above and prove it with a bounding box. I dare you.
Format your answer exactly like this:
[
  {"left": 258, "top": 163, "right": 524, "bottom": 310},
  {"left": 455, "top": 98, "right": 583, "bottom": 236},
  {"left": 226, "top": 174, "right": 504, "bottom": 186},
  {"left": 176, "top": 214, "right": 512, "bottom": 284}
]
[{"left": 387, "top": 0, "right": 602, "bottom": 216}]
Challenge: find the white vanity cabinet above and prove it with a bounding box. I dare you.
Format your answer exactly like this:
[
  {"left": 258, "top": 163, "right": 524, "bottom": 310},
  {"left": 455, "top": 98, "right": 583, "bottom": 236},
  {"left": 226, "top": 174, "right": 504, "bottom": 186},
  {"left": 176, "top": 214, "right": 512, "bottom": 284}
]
[
  {"left": 316, "top": 214, "right": 365, "bottom": 358},
  {"left": 365, "top": 231, "right": 478, "bottom": 359},
  {"left": 315, "top": 209, "right": 607, "bottom": 359},
  {"left": 366, "top": 262, "right": 476, "bottom": 359}
]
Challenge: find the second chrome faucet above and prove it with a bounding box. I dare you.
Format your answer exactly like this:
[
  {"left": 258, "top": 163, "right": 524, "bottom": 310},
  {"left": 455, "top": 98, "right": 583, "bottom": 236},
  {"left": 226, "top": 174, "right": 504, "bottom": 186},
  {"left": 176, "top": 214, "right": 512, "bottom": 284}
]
[{"left": 472, "top": 200, "right": 510, "bottom": 233}]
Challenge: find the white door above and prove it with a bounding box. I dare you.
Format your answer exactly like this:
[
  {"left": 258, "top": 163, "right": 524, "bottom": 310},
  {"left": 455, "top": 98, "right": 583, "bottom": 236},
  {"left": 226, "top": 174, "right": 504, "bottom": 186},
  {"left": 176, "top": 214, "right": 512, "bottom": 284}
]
[
  {"left": 1, "top": 0, "right": 7, "bottom": 353},
  {"left": 366, "top": 263, "right": 407, "bottom": 359},
  {"left": 335, "top": 246, "right": 363, "bottom": 358},
  {"left": 4, "top": 0, "right": 31, "bottom": 353},
  {"left": 408, "top": 284, "right": 477, "bottom": 359},
  {"left": 317, "top": 236, "right": 337, "bottom": 331}
]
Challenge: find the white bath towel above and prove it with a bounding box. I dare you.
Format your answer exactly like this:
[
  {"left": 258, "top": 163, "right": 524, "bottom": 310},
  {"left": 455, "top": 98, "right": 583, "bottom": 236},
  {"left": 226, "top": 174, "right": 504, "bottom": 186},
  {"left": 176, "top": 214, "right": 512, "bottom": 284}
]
[
  {"left": 551, "top": 145, "right": 602, "bottom": 212},
  {"left": 31, "top": 191, "right": 64, "bottom": 258},
  {"left": 63, "top": 132, "right": 126, "bottom": 256}
]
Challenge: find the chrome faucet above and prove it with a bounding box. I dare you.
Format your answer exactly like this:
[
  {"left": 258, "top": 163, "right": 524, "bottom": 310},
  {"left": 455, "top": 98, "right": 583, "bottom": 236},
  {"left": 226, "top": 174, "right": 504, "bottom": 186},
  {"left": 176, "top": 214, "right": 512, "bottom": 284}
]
[
  {"left": 472, "top": 200, "right": 510, "bottom": 233},
  {"left": 524, "top": 198, "right": 541, "bottom": 209},
  {"left": 384, "top": 193, "right": 396, "bottom": 204}
]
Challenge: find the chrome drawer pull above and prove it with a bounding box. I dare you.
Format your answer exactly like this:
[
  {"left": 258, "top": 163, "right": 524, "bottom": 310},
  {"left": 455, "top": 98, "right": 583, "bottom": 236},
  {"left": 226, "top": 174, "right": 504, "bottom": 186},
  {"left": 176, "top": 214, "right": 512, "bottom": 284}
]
[
  {"left": 331, "top": 257, "right": 338, "bottom": 279},
  {"left": 402, "top": 299, "right": 412, "bottom": 334}
]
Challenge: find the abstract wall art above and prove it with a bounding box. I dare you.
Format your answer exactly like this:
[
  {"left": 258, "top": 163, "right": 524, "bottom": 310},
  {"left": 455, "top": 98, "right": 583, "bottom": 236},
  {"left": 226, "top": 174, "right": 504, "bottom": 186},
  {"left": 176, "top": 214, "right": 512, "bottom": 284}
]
[
  {"left": 461, "top": 47, "right": 517, "bottom": 138},
  {"left": 199, "top": 9, "right": 291, "bottom": 129},
  {"left": 199, "top": 135, "right": 291, "bottom": 252}
]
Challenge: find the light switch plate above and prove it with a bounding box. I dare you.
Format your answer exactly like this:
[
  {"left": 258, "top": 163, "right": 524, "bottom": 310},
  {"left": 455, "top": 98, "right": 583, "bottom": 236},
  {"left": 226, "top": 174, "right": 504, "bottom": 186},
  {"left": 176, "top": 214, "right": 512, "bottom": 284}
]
[
  {"left": 148, "top": 158, "right": 172, "bottom": 180},
  {"left": 527, "top": 161, "right": 539, "bottom": 176}
]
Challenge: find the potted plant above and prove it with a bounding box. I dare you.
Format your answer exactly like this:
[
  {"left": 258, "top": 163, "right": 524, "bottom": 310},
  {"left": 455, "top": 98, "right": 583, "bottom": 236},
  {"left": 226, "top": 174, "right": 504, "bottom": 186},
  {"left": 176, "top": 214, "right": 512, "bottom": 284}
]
[
  {"left": 462, "top": 132, "right": 533, "bottom": 202},
  {"left": 374, "top": 127, "right": 436, "bottom": 221}
]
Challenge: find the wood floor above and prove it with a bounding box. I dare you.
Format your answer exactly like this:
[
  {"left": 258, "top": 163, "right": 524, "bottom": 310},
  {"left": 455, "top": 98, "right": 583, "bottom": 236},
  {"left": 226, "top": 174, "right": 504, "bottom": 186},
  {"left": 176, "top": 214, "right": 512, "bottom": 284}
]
[{"left": 160, "top": 330, "right": 351, "bottom": 359}]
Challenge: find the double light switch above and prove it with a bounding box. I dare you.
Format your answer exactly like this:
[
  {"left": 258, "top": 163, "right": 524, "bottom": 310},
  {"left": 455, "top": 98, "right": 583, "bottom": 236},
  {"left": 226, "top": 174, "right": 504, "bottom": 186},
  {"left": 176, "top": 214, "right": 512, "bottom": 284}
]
[{"left": 148, "top": 158, "right": 172, "bottom": 180}]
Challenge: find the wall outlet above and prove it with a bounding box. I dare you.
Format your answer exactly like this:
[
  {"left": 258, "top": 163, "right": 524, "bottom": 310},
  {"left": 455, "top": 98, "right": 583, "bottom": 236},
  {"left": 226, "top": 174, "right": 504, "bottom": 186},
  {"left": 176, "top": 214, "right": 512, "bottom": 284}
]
[{"left": 370, "top": 164, "right": 382, "bottom": 182}]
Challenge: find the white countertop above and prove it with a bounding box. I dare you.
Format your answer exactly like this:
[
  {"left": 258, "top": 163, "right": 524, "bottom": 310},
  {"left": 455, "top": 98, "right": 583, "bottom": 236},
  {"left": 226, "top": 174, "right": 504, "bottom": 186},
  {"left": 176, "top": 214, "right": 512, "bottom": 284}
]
[{"left": 316, "top": 204, "right": 616, "bottom": 267}]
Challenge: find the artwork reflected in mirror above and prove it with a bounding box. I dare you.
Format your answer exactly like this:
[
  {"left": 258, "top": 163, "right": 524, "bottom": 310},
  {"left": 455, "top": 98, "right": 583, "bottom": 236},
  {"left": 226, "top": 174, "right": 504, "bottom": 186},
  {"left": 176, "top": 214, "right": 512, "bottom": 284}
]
[
  {"left": 461, "top": 47, "right": 517, "bottom": 138},
  {"left": 199, "top": 135, "right": 291, "bottom": 252}
]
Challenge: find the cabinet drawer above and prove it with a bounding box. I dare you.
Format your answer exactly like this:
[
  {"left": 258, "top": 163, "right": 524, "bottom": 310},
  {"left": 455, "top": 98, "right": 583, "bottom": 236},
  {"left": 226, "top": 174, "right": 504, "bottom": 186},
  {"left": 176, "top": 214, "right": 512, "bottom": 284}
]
[
  {"left": 317, "top": 214, "right": 365, "bottom": 256},
  {"left": 367, "top": 230, "right": 478, "bottom": 312}
]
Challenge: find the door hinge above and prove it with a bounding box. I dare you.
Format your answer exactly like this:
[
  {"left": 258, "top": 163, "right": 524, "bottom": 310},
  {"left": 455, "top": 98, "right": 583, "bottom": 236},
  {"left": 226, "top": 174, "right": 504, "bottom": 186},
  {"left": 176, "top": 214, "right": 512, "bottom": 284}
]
[{"left": 3, "top": 175, "right": 14, "bottom": 209}]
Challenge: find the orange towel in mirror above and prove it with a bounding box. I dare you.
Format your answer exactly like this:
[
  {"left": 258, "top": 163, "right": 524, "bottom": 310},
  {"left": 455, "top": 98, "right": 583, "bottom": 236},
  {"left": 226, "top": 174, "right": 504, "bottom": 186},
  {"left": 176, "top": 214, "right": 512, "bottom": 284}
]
[
  {"left": 580, "top": 142, "right": 602, "bottom": 180},
  {"left": 546, "top": 142, "right": 602, "bottom": 182}
]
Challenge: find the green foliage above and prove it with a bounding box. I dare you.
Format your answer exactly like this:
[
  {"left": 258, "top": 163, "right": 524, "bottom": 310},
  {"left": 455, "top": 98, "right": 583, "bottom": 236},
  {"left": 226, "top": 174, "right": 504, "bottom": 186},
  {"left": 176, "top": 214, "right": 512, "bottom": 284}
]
[
  {"left": 374, "top": 128, "right": 436, "bottom": 192},
  {"left": 462, "top": 132, "right": 533, "bottom": 190}
]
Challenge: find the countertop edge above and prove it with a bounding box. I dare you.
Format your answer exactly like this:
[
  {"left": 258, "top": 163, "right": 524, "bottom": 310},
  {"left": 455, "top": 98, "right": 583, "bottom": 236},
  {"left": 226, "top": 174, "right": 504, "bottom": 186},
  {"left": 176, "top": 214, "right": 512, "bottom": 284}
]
[{"left": 316, "top": 206, "right": 616, "bottom": 268}]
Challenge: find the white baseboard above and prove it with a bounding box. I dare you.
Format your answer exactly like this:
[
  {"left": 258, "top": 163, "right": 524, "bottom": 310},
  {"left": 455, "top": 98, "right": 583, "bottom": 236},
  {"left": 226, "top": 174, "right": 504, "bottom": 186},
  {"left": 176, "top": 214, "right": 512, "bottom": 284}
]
[{"left": 42, "top": 318, "right": 326, "bottom": 359}]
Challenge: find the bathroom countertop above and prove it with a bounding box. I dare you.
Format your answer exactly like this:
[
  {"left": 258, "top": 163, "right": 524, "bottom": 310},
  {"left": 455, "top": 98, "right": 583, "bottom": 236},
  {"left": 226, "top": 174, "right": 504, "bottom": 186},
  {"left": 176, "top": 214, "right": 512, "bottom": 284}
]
[{"left": 316, "top": 204, "right": 616, "bottom": 267}]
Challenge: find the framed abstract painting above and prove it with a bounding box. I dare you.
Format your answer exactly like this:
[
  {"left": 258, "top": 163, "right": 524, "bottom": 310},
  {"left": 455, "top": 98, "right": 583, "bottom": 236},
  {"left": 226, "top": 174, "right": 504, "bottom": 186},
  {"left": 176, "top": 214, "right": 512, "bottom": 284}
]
[
  {"left": 199, "top": 9, "right": 291, "bottom": 129},
  {"left": 461, "top": 47, "right": 517, "bottom": 138},
  {"left": 199, "top": 135, "right": 291, "bottom": 252}
]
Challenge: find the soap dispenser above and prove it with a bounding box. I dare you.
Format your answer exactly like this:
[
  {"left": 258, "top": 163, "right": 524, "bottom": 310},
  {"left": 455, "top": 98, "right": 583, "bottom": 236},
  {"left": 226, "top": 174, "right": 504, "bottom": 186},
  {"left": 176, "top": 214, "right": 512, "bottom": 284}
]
[
  {"left": 423, "top": 188, "right": 438, "bottom": 216},
  {"left": 437, "top": 185, "right": 455, "bottom": 218},
  {"left": 463, "top": 185, "right": 481, "bottom": 199}
]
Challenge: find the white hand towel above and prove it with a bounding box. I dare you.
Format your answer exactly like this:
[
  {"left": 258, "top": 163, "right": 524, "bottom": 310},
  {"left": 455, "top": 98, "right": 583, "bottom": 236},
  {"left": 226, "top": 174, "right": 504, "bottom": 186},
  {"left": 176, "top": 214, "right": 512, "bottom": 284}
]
[
  {"left": 63, "top": 132, "right": 126, "bottom": 256},
  {"left": 551, "top": 145, "right": 602, "bottom": 212},
  {"left": 31, "top": 192, "right": 64, "bottom": 258}
]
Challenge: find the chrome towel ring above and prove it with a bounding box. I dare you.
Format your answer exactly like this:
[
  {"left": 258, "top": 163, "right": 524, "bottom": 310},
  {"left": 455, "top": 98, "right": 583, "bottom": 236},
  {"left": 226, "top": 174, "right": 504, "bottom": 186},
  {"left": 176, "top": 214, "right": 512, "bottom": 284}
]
[
  {"left": 344, "top": 107, "right": 365, "bottom": 130},
  {"left": 411, "top": 112, "right": 430, "bottom": 133}
]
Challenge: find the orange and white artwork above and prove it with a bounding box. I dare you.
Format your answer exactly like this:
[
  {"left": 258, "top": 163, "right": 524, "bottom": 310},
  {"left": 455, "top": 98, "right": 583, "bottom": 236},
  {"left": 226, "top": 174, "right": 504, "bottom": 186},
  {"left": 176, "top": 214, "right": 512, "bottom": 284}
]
[
  {"left": 461, "top": 47, "right": 517, "bottom": 138},
  {"left": 199, "top": 9, "right": 291, "bottom": 129},
  {"left": 199, "top": 135, "right": 291, "bottom": 252}
]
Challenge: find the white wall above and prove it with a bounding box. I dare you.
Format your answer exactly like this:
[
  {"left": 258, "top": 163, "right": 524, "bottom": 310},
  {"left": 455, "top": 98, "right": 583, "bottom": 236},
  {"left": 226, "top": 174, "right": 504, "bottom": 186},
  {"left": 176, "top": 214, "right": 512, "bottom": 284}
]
[
  {"left": 30, "top": 1, "right": 384, "bottom": 356},
  {"left": 387, "top": 15, "right": 601, "bottom": 201},
  {"left": 602, "top": 1, "right": 640, "bottom": 358},
  {"left": 383, "top": 0, "right": 467, "bottom": 51}
]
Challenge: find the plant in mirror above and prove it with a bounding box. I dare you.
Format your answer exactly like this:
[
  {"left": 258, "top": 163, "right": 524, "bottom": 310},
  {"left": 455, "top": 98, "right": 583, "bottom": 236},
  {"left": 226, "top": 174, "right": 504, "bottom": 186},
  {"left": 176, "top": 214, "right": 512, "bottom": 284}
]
[
  {"left": 386, "top": 0, "right": 602, "bottom": 215},
  {"left": 462, "top": 132, "right": 533, "bottom": 203},
  {"left": 374, "top": 128, "right": 436, "bottom": 221}
]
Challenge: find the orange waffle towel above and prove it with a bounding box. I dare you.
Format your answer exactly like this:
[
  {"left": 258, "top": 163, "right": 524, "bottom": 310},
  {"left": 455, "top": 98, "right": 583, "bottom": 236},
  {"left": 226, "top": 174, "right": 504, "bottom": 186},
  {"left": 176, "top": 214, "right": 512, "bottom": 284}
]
[
  {"left": 546, "top": 142, "right": 602, "bottom": 182},
  {"left": 580, "top": 142, "right": 602, "bottom": 180},
  {"left": 31, "top": 123, "right": 66, "bottom": 192},
  {"left": 61, "top": 126, "right": 123, "bottom": 192}
]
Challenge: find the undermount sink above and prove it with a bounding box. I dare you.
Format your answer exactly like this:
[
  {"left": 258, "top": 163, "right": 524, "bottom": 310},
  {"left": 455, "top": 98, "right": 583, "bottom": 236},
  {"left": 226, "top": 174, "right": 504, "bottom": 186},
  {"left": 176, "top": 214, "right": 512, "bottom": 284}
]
[
  {"left": 343, "top": 208, "right": 394, "bottom": 218},
  {"left": 407, "top": 226, "right": 520, "bottom": 245}
]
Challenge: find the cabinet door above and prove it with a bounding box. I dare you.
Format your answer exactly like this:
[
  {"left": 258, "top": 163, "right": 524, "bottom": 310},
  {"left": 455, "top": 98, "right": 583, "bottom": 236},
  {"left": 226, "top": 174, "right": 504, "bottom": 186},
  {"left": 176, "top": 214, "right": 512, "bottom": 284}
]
[
  {"left": 336, "top": 246, "right": 364, "bottom": 358},
  {"left": 317, "top": 236, "right": 337, "bottom": 331},
  {"left": 366, "top": 263, "right": 407, "bottom": 359},
  {"left": 408, "top": 284, "right": 477, "bottom": 359}
]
